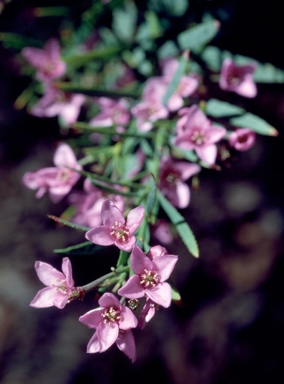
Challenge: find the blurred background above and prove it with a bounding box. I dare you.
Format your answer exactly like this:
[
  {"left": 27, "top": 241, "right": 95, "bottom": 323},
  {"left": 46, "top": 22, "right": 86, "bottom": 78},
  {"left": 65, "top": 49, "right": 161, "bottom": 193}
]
[{"left": 1, "top": 1, "right": 284, "bottom": 383}]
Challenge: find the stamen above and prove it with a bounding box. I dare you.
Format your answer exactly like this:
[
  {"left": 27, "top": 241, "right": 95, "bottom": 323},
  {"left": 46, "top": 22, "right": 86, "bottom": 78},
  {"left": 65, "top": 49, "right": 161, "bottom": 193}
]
[
  {"left": 101, "top": 306, "right": 121, "bottom": 324},
  {"left": 140, "top": 269, "right": 159, "bottom": 288},
  {"left": 110, "top": 221, "right": 130, "bottom": 243}
]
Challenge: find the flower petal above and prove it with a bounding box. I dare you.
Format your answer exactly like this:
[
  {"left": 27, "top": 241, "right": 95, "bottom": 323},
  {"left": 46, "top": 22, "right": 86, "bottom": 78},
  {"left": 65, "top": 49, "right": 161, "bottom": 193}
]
[
  {"left": 97, "top": 321, "right": 119, "bottom": 352},
  {"left": 99, "top": 292, "right": 121, "bottom": 309},
  {"left": 101, "top": 199, "right": 125, "bottom": 226},
  {"left": 153, "top": 255, "right": 178, "bottom": 282},
  {"left": 118, "top": 275, "right": 144, "bottom": 299},
  {"left": 86, "top": 332, "right": 100, "bottom": 353},
  {"left": 130, "top": 245, "right": 153, "bottom": 274},
  {"left": 126, "top": 206, "right": 145, "bottom": 234},
  {"left": 116, "top": 330, "right": 137, "bottom": 363},
  {"left": 79, "top": 308, "right": 105, "bottom": 329},
  {"left": 61, "top": 257, "right": 74, "bottom": 287},
  {"left": 145, "top": 282, "right": 172, "bottom": 308},
  {"left": 30, "top": 287, "right": 67, "bottom": 308},
  {"left": 34, "top": 261, "right": 65, "bottom": 286},
  {"left": 119, "top": 306, "right": 138, "bottom": 330},
  {"left": 85, "top": 226, "right": 114, "bottom": 246}
]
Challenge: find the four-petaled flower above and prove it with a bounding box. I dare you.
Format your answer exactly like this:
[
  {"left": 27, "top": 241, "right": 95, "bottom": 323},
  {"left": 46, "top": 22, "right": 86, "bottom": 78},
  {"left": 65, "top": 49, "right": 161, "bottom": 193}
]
[
  {"left": 85, "top": 200, "right": 145, "bottom": 252},
  {"left": 219, "top": 58, "right": 257, "bottom": 98},
  {"left": 22, "top": 143, "right": 82, "bottom": 203},
  {"left": 158, "top": 155, "right": 201, "bottom": 208},
  {"left": 21, "top": 38, "right": 66, "bottom": 83},
  {"left": 173, "top": 105, "right": 227, "bottom": 165},
  {"left": 79, "top": 292, "right": 138, "bottom": 362},
  {"left": 30, "top": 257, "right": 79, "bottom": 309},
  {"left": 118, "top": 245, "right": 178, "bottom": 308}
]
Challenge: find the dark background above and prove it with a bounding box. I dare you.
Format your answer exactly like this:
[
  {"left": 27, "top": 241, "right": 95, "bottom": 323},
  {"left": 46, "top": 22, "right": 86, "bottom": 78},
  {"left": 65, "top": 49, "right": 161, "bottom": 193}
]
[{"left": 1, "top": 1, "right": 284, "bottom": 383}]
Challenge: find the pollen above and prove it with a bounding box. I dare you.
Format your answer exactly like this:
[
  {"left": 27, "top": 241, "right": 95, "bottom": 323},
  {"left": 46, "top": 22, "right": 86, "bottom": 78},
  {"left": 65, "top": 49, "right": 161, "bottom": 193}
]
[
  {"left": 110, "top": 221, "right": 130, "bottom": 243},
  {"left": 101, "top": 306, "right": 121, "bottom": 324},
  {"left": 140, "top": 269, "right": 159, "bottom": 288}
]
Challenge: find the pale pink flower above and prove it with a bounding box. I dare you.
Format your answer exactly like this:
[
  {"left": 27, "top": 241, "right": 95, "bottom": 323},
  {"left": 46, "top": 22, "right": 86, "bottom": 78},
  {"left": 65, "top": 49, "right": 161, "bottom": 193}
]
[
  {"left": 219, "top": 58, "right": 257, "bottom": 98},
  {"left": 30, "top": 257, "right": 77, "bottom": 309},
  {"left": 21, "top": 38, "right": 66, "bottom": 82},
  {"left": 30, "top": 85, "right": 85, "bottom": 126},
  {"left": 158, "top": 156, "right": 201, "bottom": 208},
  {"left": 79, "top": 292, "right": 138, "bottom": 362},
  {"left": 131, "top": 77, "right": 169, "bottom": 132},
  {"left": 90, "top": 97, "right": 130, "bottom": 127},
  {"left": 22, "top": 143, "right": 82, "bottom": 203},
  {"left": 174, "top": 105, "right": 227, "bottom": 165},
  {"left": 118, "top": 245, "right": 178, "bottom": 308},
  {"left": 85, "top": 200, "right": 144, "bottom": 252},
  {"left": 151, "top": 219, "right": 174, "bottom": 245},
  {"left": 229, "top": 128, "right": 256, "bottom": 151}
]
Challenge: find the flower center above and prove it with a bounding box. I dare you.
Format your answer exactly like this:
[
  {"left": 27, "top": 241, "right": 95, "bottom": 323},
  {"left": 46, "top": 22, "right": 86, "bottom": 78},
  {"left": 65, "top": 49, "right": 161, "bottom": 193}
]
[
  {"left": 55, "top": 279, "right": 69, "bottom": 294},
  {"left": 101, "top": 306, "right": 121, "bottom": 324},
  {"left": 110, "top": 221, "right": 130, "bottom": 243},
  {"left": 227, "top": 68, "right": 243, "bottom": 86},
  {"left": 190, "top": 128, "right": 206, "bottom": 146},
  {"left": 165, "top": 171, "right": 178, "bottom": 185},
  {"left": 140, "top": 269, "right": 159, "bottom": 288},
  {"left": 57, "top": 168, "right": 72, "bottom": 183}
]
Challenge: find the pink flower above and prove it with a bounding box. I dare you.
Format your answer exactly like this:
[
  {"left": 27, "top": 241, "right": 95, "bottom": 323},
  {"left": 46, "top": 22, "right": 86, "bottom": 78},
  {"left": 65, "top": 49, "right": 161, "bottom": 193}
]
[
  {"left": 85, "top": 200, "right": 144, "bottom": 252},
  {"left": 22, "top": 143, "right": 82, "bottom": 203},
  {"left": 21, "top": 38, "right": 66, "bottom": 82},
  {"left": 158, "top": 156, "right": 201, "bottom": 208},
  {"left": 219, "top": 58, "right": 257, "bottom": 98},
  {"left": 90, "top": 97, "right": 130, "bottom": 127},
  {"left": 138, "top": 298, "right": 157, "bottom": 329},
  {"left": 131, "top": 77, "right": 169, "bottom": 132},
  {"left": 173, "top": 105, "right": 227, "bottom": 165},
  {"left": 30, "top": 257, "right": 77, "bottom": 309},
  {"left": 229, "top": 128, "right": 256, "bottom": 151},
  {"left": 79, "top": 292, "right": 138, "bottom": 362},
  {"left": 118, "top": 245, "right": 178, "bottom": 308},
  {"left": 161, "top": 58, "right": 199, "bottom": 111},
  {"left": 30, "top": 85, "right": 85, "bottom": 126}
]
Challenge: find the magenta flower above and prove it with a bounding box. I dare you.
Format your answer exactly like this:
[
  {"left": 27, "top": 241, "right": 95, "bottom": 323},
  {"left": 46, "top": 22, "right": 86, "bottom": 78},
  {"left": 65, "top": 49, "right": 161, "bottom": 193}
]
[
  {"left": 22, "top": 143, "right": 82, "bottom": 203},
  {"left": 79, "top": 292, "right": 138, "bottom": 362},
  {"left": 30, "top": 85, "right": 85, "bottom": 126},
  {"left": 138, "top": 298, "right": 157, "bottom": 329},
  {"left": 21, "top": 38, "right": 66, "bottom": 82},
  {"left": 85, "top": 200, "right": 144, "bottom": 252},
  {"left": 118, "top": 245, "right": 178, "bottom": 308},
  {"left": 219, "top": 58, "right": 257, "bottom": 98},
  {"left": 158, "top": 156, "right": 201, "bottom": 208},
  {"left": 30, "top": 257, "right": 77, "bottom": 309},
  {"left": 173, "top": 105, "right": 227, "bottom": 165}
]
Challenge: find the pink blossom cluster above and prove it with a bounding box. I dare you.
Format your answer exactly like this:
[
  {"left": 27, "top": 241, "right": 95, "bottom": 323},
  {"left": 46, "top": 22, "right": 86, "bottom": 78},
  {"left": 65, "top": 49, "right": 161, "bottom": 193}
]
[{"left": 30, "top": 200, "right": 178, "bottom": 362}]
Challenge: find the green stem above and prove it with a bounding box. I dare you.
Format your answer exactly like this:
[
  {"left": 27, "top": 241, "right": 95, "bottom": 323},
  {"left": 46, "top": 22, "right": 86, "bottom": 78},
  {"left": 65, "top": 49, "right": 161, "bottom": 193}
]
[{"left": 80, "top": 266, "right": 129, "bottom": 293}]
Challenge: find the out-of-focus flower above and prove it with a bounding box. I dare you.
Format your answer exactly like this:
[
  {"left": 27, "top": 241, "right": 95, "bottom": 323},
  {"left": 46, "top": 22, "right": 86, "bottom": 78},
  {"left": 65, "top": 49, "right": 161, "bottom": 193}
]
[
  {"left": 21, "top": 38, "right": 66, "bottom": 82},
  {"left": 30, "top": 85, "right": 85, "bottom": 126},
  {"left": 22, "top": 143, "right": 82, "bottom": 203},
  {"left": 118, "top": 245, "right": 178, "bottom": 308},
  {"left": 79, "top": 292, "right": 138, "bottom": 362},
  {"left": 68, "top": 179, "right": 124, "bottom": 228},
  {"left": 229, "top": 128, "right": 256, "bottom": 151},
  {"left": 85, "top": 200, "right": 144, "bottom": 252},
  {"left": 90, "top": 97, "right": 130, "bottom": 127},
  {"left": 174, "top": 105, "right": 227, "bottom": 165},
  {"left": 30, "top": 257, "right": 78, "bottom": 309},
  {"left": 151, "top": 219, "right": 174, "bottom": 245},
  {"left": 158, "top": 156, "right": 201, "bottom": 208},
  {"left": 219, "top": 58, "right": 257, "bottom": 98}
]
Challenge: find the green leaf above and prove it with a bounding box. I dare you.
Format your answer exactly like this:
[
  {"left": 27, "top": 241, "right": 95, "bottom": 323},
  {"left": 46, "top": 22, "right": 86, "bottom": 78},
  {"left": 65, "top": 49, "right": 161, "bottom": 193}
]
[
  {"left": 54, "top": 82, "right": 140, "bottom": 99},
  {"left": 177, "top": 20, "right": 220, "bottom": 53},
  {"left": 112, "top": 1, "right": 137, "bottom": 43},
  {"left": 162, "top": 51, "right": 188, "bottom": 106},
  {"left": 0, "top": 33, "right": 40, "bottom": 50},
  {"left": 53, "top": 241, "right": 105, "bottom": 256},
  {"left": 63, "top": 46, "right": 124, "bottom": 67},
  {"left": 171, "top": 282, "right": 182, "bottom": 305},
  {"left": 230, "top": 113, "right": 278, "bottom": 136},
  {"left": 157, "top": 191, "right": 199, "bottom": 258},
  {"left": 254, "top": 63, "right": 284, "bottom": 83},
  {"left": 206, "top": 99, "right": 245, "bottom": 117},
  {"left": 200, "top": 45, "right": 222, "bottom": 71}
]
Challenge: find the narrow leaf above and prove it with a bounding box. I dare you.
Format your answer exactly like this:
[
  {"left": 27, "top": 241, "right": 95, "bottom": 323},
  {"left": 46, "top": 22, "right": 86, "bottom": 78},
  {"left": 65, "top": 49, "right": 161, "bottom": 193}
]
[
  {"left": 157, "top": 192, "right": 199, "bottom": 258},
  {"left": 63, "top": 46, "right": 124, "bottom": 67},
  {"left": 230, "top": 113, "right": 278, "bottom": 136},
  {"left": 47, "top": 215, "right": 90, "bottom": 231},
  {"left": 206, "top": 98, "right": 245, "bottom": 117},
  {"left": 54, "top": 241, "right": 105, "bottom": 256},
  {"left": 162, "top": 51, "right": 188, "bottom": 106},
  {"left": 177, "top": 20, "right": 220, "bottom": 53}
]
